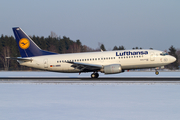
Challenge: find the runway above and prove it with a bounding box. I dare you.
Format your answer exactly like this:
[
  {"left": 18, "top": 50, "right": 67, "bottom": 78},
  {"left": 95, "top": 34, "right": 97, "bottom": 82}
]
[
  {"left": 1, "top": 78, "right": 180, "bottom": 84},
  {"left": 0, "top": 71, "right": 180, "bottom": 83}
]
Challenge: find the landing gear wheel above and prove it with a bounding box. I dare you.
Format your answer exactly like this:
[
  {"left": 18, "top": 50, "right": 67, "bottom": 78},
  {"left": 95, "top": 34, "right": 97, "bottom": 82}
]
[
  {"left": 95, "top": 73, "right": 99, "bottom": 78},
  {"left": 91, "top": 73, "right": 96, "bottom": 78},
  {"left": 91, "top": 72, "right": 99, "bottom": 78},
  {"left": 155, "top": 71, "right": 159, "bottom": 75}
]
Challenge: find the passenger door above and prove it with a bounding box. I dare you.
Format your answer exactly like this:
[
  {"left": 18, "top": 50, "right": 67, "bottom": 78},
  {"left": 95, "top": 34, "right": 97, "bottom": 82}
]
[
  {"left": 150, "top": 52, "right": 155, "bottom": 61},
  {"left": 44, "top": 59, "right": 48, "bottom": 68}
]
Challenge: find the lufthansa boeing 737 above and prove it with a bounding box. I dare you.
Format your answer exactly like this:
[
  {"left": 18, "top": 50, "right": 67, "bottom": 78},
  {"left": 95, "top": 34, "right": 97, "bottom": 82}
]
[{"left": 7, "top": 27, "right": 176, "bottom": 78}]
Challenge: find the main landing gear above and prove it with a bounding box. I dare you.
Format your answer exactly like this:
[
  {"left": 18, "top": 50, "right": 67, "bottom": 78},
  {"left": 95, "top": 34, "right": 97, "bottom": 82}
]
[{"left": 91, "top": 72, "right": 99, "bottom": 78}]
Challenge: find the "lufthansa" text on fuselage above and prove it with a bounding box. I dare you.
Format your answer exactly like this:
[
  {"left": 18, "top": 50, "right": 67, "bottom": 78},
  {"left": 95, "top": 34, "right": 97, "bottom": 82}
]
[{"left": 116, "top": 51, "right": 148, "bottom": 56}]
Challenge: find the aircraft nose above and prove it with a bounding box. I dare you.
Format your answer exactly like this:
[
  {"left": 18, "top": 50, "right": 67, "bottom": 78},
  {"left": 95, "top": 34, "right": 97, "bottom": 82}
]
[{"left": 170, "top": 56, "right": 176, "bottom": 63}]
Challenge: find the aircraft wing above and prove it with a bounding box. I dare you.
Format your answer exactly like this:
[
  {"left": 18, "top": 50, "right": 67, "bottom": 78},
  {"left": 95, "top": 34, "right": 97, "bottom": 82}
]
[
  {"left": 67, "top": 62, "right": 102, "bottom": 72},
  {"left": 6, "top": 57, "right": 33, "bottom": 61}
]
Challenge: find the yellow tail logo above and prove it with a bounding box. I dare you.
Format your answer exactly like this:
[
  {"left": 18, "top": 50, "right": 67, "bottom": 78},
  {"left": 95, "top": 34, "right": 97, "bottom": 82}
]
[{"left": 19, "top": 38, "right": 30, "bottom": 49}]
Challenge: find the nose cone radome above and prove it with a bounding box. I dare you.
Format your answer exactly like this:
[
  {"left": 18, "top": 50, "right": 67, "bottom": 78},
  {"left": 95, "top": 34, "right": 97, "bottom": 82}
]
[{"left": 170, "top": 56, "right": 176, "bottom": 63}]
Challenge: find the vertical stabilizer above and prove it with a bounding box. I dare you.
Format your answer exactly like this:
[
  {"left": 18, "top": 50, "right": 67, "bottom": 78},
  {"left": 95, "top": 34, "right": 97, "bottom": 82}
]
[{"left": 12, "top": 27, "right": 57, "bottom": 57}]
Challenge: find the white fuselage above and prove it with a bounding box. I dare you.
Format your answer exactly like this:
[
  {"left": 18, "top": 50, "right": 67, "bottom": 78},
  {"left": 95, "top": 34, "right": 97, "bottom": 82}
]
[{"left": 18, "top": 49, "right": 175, "bottom": 73}]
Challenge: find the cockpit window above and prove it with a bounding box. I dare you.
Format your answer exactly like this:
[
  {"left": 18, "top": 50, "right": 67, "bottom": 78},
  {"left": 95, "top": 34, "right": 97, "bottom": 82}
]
[{"left": 160, "top": 52, "right": 168, "bottom": 56}]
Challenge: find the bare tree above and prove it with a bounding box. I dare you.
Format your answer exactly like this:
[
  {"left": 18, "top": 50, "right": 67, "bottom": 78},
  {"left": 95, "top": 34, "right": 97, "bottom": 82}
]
[
  {"left": 81, "top": 45, "right": 94, "bottom": 52},
  {"left": 0, "top": 46, "right": 10, "bottom": 70},
  {"left": 67, "top": 43, "right": 82, "bottom": 53},
  {"left": 176, "top": 49, "right": 180, "bottom": 67},
  {"left": 50, "top": 31, "right": 58, "bottom": 38},
  {"left": 49, "top": 44, "right": 58, "bottom": 53}
]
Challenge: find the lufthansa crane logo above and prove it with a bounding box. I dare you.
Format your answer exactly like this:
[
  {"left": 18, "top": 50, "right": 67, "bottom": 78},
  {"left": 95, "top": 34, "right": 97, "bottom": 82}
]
[{"left": 19, "top": 38, "right": 30, "bottom": 49}]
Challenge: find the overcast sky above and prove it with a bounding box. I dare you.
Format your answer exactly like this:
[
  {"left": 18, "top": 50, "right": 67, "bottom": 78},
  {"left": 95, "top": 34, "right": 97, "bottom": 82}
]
[{"left": 1, "top": 0, "right": 180, "bottom": 51}]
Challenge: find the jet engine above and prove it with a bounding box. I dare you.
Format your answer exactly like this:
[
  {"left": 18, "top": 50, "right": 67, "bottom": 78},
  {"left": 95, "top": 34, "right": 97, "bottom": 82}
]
[{"left": 102, "top": 64, "right": 122, "bottom": 74}]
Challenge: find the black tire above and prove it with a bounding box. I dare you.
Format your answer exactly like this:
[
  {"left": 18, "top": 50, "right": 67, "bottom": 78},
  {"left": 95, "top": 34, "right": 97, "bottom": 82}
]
[
  {"left": 91, "top": 73, "right": 96, "bottom": 78},
  {"left": 91, "top": 73, "right": 99, "bottom": 78},
  {"left": 95, "top": 73, "right": 99, "bottom": 78},
  {"left": 155, "top": 71, "right": 159, "bottom": 75}
]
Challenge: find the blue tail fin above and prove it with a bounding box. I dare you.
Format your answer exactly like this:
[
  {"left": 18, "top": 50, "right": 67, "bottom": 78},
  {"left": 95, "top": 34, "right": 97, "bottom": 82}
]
[{"left": 12, "top": 27, "right": 57, "bottom": 57}]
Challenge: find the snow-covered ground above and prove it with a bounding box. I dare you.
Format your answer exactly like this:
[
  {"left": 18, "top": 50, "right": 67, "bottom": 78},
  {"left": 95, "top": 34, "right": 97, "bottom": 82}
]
[
  {"left": 0, "top": 83, "right": 180, "bottom": 120},
  {"left": 0, "top": 71, "right": 180, "bottom": 120}
]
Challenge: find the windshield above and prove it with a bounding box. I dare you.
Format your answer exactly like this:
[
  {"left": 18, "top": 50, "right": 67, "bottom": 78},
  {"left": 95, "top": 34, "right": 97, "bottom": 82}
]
[{"left": 160, "top": 52, "right": 168, "bottom": 56}]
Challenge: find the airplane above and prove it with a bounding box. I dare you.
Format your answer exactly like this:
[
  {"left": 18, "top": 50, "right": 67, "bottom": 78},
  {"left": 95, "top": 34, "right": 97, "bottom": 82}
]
[{"left": 7, "top": 27, "right": 176, "bottom": 78}]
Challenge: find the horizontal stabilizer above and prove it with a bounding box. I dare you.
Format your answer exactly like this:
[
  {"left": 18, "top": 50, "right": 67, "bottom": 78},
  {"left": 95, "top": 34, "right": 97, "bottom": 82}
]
[{"left": 6, "top": 57, "right": 33, "bottom": 61}]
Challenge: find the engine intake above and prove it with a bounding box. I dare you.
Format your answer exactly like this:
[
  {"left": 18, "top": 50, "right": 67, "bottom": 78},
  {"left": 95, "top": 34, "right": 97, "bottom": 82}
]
[{"left": 102, "top": 64, "right": 122, "bottom": 74}]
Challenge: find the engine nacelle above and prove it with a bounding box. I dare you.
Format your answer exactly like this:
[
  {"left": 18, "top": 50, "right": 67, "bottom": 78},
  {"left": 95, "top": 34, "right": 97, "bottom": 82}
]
[{"left": 102, "top": 64, "right": 122, "bottom": 74}]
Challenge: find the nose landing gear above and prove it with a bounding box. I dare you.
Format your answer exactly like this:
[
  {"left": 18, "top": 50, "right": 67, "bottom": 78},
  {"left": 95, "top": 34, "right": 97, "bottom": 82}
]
[
  {"left": 155, "top": 70, "right": 159, "bottom": 75},
  {"left": 155, "top": 67, "right": 160, "bottom": 75},
  {"left": 91, "top": 72, "right": 99, "bottom": 78}
]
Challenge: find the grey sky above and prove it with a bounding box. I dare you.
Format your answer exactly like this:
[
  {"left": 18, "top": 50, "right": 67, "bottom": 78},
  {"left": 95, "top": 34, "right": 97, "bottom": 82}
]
[{"left": 1, "top": 0, "right": 180, "bottom": 51}]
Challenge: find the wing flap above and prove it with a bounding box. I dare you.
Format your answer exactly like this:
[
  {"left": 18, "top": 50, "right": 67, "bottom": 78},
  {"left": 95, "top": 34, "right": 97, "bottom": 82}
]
[{"left": 67, "top": 62, "right": 102, "bottom": 72}]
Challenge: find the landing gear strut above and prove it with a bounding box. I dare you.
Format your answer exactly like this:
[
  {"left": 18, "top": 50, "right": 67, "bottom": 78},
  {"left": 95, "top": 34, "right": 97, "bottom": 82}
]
[{"left": 91, "top": 72, "right": 99, "bottom": 78}]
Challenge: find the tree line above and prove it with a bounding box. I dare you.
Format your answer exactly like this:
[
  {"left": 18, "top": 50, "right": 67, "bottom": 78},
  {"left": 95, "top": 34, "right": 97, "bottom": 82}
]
[{"left": 0, "top": 33, "right": 179, "bottom": 70}]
